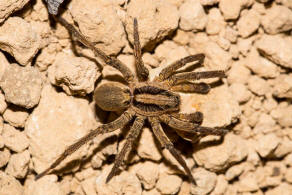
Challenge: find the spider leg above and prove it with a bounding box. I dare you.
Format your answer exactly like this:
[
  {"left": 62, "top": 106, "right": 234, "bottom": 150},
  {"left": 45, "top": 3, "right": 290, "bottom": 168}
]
[
  {"left": 35, "top": 110, "right": 135, "bottom": 180},
  {"left": 133, "top": 18, "right": 149, "bottom": 81},
  {"left": 148, "top": 117, "right": 196, "bottom": 185},
  {"left": 159, "top": 114, "right": 228, "bottom": 136},
  {"left": 55, "top": 16, "right": 135, "bottom": 83},
  {"left": 157, "top": 54, "right": 205, "bottom": 81},
  {"left": 106, "top": 116, "right": 145, "bottom": 183},
  {"left": 171, "top": 112, "right": 203, "bottom": 124},
  {"left": 171, "top": 82, "right": 210, "bottom": 94}
]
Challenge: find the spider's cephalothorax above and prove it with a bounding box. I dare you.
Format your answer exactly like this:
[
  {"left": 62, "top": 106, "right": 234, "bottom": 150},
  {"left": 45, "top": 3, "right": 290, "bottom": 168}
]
[{"left": 36, "top": 16, "right": 227, "bottom": 185}]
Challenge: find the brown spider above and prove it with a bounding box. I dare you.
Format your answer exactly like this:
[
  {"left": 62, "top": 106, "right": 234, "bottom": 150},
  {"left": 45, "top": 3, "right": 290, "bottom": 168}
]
[{"left": 35, "top": 16, "right": 227, "bottom": 184}]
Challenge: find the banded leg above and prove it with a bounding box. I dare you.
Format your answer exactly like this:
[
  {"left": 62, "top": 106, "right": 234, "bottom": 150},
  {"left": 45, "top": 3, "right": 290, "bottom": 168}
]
[
  {"left": 35, "top": 110, "right": 135, "bottom": 180},
  {"left": 171, "top": 82, "right": 210, "bottom": 94},
  {"left": 106, "top": 116, "right": 145, "bottom": 183},
  {"left": 149, "top": 117, "right": 196, "bottom": 184},
  {"left": 157, "top": 54, "right": 205, "bottom": 81},
  {"left": 171, "top": 112, "right": 203, "bottom": 124},
  {"left": 133, "top": 18, "right": 149, "bottom": 81},
  {"left": 55, "top": 16, "right": 135, "bottom": 83}
]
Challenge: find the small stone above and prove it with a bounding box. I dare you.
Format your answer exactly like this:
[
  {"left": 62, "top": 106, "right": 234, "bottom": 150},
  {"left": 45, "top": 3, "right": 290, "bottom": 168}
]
[
  {"left": 224, "top": 26, "right": 238, "bottom": 43},
  {"left": 229, "top": 83, "right": 252, "bottom": 103},
  {"left": 261, "top": 5, "right": 292, "bottom": 34},
  {"left": 274, "top": 137, "right": 292, "bottom": 158},
  {"left": 256, "top": 35, "right": 292, "bottom": 69},
  {"left": 0, "top": 63, "right": 43, "bottom": 109},
  {"left": 0, "top": 148, "right": 10, "bottom": 168},
  {"left": 0, "top": 91, "right": 7, "bottom": 114},
  {"left": 178, "top": 181, "right": 191, "bottom": 195},
  {"left": 5, "top": 150, "right": 30, "bottom": 179},
  {"left": 0, "top": 51, "right": 9, "bottom": 80},
  {"left": 24, "top": 175, "right": 62, "bottom": 195},
  {"left": 227, "top": 61, "right": 251, "bottom": 84},
  {"left": 179, "top": 0, "right": 207, "bottom": 31},
  {"left": 0, "top": 135, "right": 3, "bottom": 148},
  {"left": 253, "top": 113, "right": 276, "bottom": 134},
  {"left": 193, "top": 134, "right": 247, "bottom": 171},
  {"left": 134, "top": 161, "right": 159, "bottom": 190},
  {"left": 3, "top": 124, "right": 29, "bottom": 152},
  {"left": 265, "top": 183, "right": 292, "bottom": 195},
  {"left": 206, "top": 8, "right": 225, "bottom": 35},
  {"left": 237, "top": 37, "right": 254, "bottom": 56},
  {"left": 191, "top": 168, "right": 217, "bottom": 195},
  {"left": 219, "top": 0, "right": 253, "bottom": 20},
  {"left": 156, "top": 174, "right": 182, "bottom": 195},
  {"left": 48, "top": 52, "right": 100, "bottom": 96},
  {"left": 142, "top": 188, "right": 160, "bottom": 195},
  {"left": 272, "top": 74, "right": 292, "bottom": 99},
  {"left": 247, "top": 75, "right": 270, "bottom": 96},
  {"left": 81, "top": 176, "right": 97, "bottom": 195},
  {"left": 238, "top": 172, "right": 259, "bottom": 192},
  {"left": 271, "top": 105, "right": 292, "bottom": 127},
  {"left": 285, "top": 168, "right": 292, "bottom": 184},
  {"left": 3, "top": 106, "right": 29, "bottom": 128},
  {"left": 0, "top": 171, "right": 23, "bottom": 195},
  {"left": 200, "top": 0, "right": 219, "bottom": 5},
  {"left": 0, "top": 17, "right": 40, "bottom": 65},
  {"left": 225, "top": 163, "right": 244, "bottom": 181},
  {"left": 212, "top": 175, "right": 228, "bottom": 195},
  {"left": 255, "top": 133, "right": 280, "bottom": 158},
  {"left": 142, "top": 53, "right": 159, "bottom": 68},
  {"left": 237, "top": 10, "right": 260, "bottom": 38},
  {"left": 0, "top": 0, "right": 30, "bottom": 23}
]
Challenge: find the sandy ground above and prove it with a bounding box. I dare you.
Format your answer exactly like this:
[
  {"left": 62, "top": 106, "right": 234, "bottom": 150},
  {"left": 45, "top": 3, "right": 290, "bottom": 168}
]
[{"left": 0, "top": 0, "right": 292, "bottom": 194}]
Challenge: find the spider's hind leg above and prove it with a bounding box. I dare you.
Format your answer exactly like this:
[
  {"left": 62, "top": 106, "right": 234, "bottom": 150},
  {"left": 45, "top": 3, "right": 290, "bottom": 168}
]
[{"left": 171, "top": 112, "right": 203, "bottom": 125}]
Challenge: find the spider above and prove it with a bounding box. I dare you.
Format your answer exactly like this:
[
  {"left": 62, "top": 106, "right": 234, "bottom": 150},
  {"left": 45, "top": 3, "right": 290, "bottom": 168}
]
[{"left": 35, "top": 16, "right": 227, "bottom": 184}]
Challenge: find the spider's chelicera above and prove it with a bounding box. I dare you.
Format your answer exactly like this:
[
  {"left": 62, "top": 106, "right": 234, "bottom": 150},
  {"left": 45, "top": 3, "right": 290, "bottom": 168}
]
[{"left": 35, "top": 16, "right": 227, "bottom": 185}]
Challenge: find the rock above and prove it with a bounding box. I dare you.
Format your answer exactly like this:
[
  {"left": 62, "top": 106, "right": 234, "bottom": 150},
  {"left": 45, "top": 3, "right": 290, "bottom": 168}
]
[
  {"left": 0, "top": 17, "right": 40, "bottom": 65},
  {"left": 48, "top": 52, "right": 100, "bottom": 96},
  {"left": 247, "top": 75, "right": 270, "bottom": 96},
  {"left": 95, "top": 165, "right": 142, "bottom": 195},
  {"left": 212, "top": 175, "right": 228, "bottom": 195},
  {"left": 274, "top": 137, "right": 292, "bottom": 158},
  {"left": 237, "top": 37, "right": 254, "bottom": 56},
  {"left": 261, "top": 5, "right": 292, "bottom": 34},
  {"left": 271, "top": 105, "right": 292, "bottom": 127},
  {"left": 224, "top": 26, "right": 238, "bottom": 43},
  {"left": 179, "top": 0, "right": 207, "bottom": 31},
  {"left": 3, "top": 124, "right": 29, "bottom": 152},
  {"left": 255, "top": 133, "right": 280, "bottom": 158},
  {"left": 142, "top": 53, "right": 159, "bottom": 68},
  {"left": 0, "top": 171, "right": 23, "bottom": 195},
  {"left": 3, "top": 106, "right": 29, "bottom": 128},
  {"left": 272, "top": 74, "right": 292, "bottom": 99},
  {"left": 206, "top": 8, "right": 226, "bottom": 35},
  {"left": 126, "top": 0, "right": 179, "bottom": 49},
  {"left": 237, "top": 10, "right": 260, "bottom": 38},
  {"left": 0, "top": 0, "right": 30, "bottom": 23},
  {"left": 0, "top": 91, "right": 7, "bottom": 114},
  {"left": 193, "top": 134, "right": 247, "bottom": 171},
  {"left": 178, "top": 181, "right": 191, "bottom": 195},
  {"left": 0, "top": 51, "right": 9, "bottom": 80},
  {"left": 227, "top": 61, "right": 251, "bottom": 84},
  {"left": 0, "top": 135, "right": 3, "bottom": 149},
  {"left": 256, "top": 35, "right": 292, "bottom": 69},
  {"left": 225, "top": 163, "right": 244, "bottom": 181},
  {"left": 156, "top": 174, "right": 182, "bottom": 195},
  {"left": 25, "top": 85, "right": 97, "bottom": 174},
  {"left": 253, "top": 113, "right": 276, "bottom": 134},
  {"left": 24, "top": 175, "right": 63, "bottom": 195},
  {"left": 0, "top": 63, "right": 43, "bottom": 109},
  {"left": 35, "top": 43, "right": 58, "bottom": 71},
  {"left": 229, "top": 83, "right": 252, "bottom": 104},
  {"left": 5, "top": 150, "right": 30, "bottom": 179},
  {"left": 200, "top": 0, "right": 219, "bottom": 5},
  {"left": 191, "top": 168, "right": 217, "bottom": 195},
  {"left": 237, "top": 172, "right": 259, "bottom": 192},
  {"left": 219, "top": 0, "right": 253, "bottom": 20},
  {"left": 285, "top": 167, "right": 292, "bottom": 184},
  {"left": 134, "top": 161, "right": 159, "bottom": 190},
  {"left": 0, "top": 148, "right": 10, "bottom": 168},
  {"left": 265, "top": 183, "right": 292, "bottom": 195},
  {"left": 277, "top": 0, "right": 292, "bottom": 9},
  {"left": 137, "top": 127, "right": 162, "bottom": 161},
  {"left": 142, "top": 188, "right": 160, "bottom": 195},
  {"left": 81, "top": 176, "right": 97, "bottom": 195}
]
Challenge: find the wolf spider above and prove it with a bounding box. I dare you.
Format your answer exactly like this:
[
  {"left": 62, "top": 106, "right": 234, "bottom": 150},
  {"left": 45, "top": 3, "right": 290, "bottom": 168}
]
[{"left": 35, "top": 16, "right": 227, "bottom": 184}]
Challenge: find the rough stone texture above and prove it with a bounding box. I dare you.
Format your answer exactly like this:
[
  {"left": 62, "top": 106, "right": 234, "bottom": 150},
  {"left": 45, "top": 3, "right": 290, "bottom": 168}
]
[
  {"left": 0, "top": 171, "right": 23, "bottom": 195},
  {"left": 191, "top": 168, "right": 217, "bottom": 195},
  {"left": 48, "top": 52, "right": 100, "bottom": 96},
  {"left": 156, "top": 174, "right": 182, "bottom": 195},
  {"left": 3, "top": 124, "right": 29, "bottom": 153},
  {"left": 3, "top": 107, "right": 29, "bottom": 128},
  {"left": 134, "top": 161, "right": 159, "bottom": 190},
  {"left": 206, "top": 8, "right": 226, "bottom": 35},
  {"left": 219, "top": 0, "right": 253, "bottom": 20},
  {"left": 256, "top": 35, "right": 292, "bottom": 69},
  {"left": 0, "top": 0, "right": 30, "bottom": 23},
  {"left": 265, "top": 183, "right": 292, "bottom": 195},
  {"left": 237, "top": 9, "right": 260, "bottom": 38},
  {"left": 0, "top": 63, "right": 43, "bottom": 109},
  {"left": 0, "top": 148, "right": 10, "bottom": 168},
  {"left": 5, "top": 150, "right": 30, "bottom": 179},
  {"left": 0, "top": 17, "right": 41, "bottom": 65},
  {"left": 212, "top": 174, "right": 228, "bottom": 195},
  {"left": 247, "top": 75, "right": 270, "bottom": 96},
  {"left": 229, "top": 83, "right": 251, "bottom": 104},
  {"left": 255, "top": 133, "right": 280, "bottom": 158},
  {"left": 272, "top": 74, "right": 292, "bottom": 99},
  {"left": 25, "top": 85, "right": 97, "bottom": 174},
  {"left": 24, "top": 175, "right": 63, "bottom": 195},
  {"left": 237, "top": 171, "right": 259, "bottom": 192},
  {"left": 271, "top": 105, "right": 292, "bottom": 127},
  {"left": 227, "top": 61, "right": 251, "bottom": 84},
  {"left": 0, "top": 91, "right": 7, "bottom": 114},
  {"left": 200, "top": 0, "right": 219, "bottom": 5}
]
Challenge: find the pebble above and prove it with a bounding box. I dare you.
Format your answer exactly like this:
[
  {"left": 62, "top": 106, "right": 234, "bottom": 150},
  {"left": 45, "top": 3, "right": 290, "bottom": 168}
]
[
  {"left": 219, "top": 0, "right": 253, "bottom": 20},
  {"left": 134, "top": 161, "right": 159, "bottom": 190},
  {"left": 0, "top": 171, "right": 23, "bottom": 195},
  {"left": 191, "top": 168, "right": 217, "bottom": 195},
  {"left": 272, "top": 74, "right": 292, "bottom": 99},
  {"left": 3, "top": 124, "right": 29, "bottom": 152},
  {"left": 156, "top": 173, "right": 183, "bottom": 195},
  {"left": 255, "top": 133, "right": 280, "bottom": 158},
  {"left": 237, "top": 9, "right": 260, "bottom": 38},
  {"left": 3, "top": 106, "right": 29, "bottom": 128},
  {"left": 5, "top": 150, "right": 30, "bottom": 178},
  {"left": 24, "top": 175, "right": 62, "bottom": 195}
]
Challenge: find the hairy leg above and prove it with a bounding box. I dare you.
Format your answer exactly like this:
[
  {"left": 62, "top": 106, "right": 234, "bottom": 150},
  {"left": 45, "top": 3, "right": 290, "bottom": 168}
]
[
  {"left": 171, "top": 82, "right": 210, "bottom": 94},
  {"left": 157, "top": 54, "right": 205, "bottom": 81},
  {"left": 149, "top": 117, "right": 196, "bottom": 184},
  {"left": 133, "top": 18, "right": 149, "bottom": 81},
  {"left": 55, "top": 16, "right": 135, "bottom": 83},
  {"left": 106, "top": 116, "right": 145, "bottom": 183},
  {"left": 35, "top": 110, "right": 135, "bottom": 180},
  {"left": 171, "top": 112, "right": 203, "bottom": 124}
]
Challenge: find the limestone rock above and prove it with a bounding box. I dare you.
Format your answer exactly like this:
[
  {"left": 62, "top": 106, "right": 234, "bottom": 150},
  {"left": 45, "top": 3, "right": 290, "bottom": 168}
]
[
  {"left": 229, "top": 83, "right": 252, "bottom": 104},
  {"left": 265, "top": 183, "right": 292, "bottom": 195},
  {"left": 227, "top": 61, "right": 251, "bottom": 84},
  {"left": 134, "top": 161, "right": 159, "bottom": 190},
  {"left": 272, "top": 74, "right": 292, "bottom": 99},
  {"left": 206, "top": 8, "right": 226, "bottom": 35},
  {"left": 212, "top": 174, "right": 228, "bottom": 195},
  {"left": 225, "top": 163, "right": 244, "bottom": 181},
  {"left": 219, "top": 0, "right": 253, "bottom": 20},
  {"left": 0, "top": 17, "right": 40, "bottom": 65},
  {"left": 0, "top": 148, "right": 10, "bottom": 168},
  {"left": 271, "top": 105, "right": 292, "bottom": 127},
  {"left": 191, "top": 168, "right": 217, "bottom": 195},
  {"left": 237, "top": 10, "right": 260, "bottom": 38},
  {"left": 5, "top": 150, "right": 30, "bottom": 179},
  {"left": 3, "top": 124, "right": 29, "bottom": 152},
  {"left": 255, "top": 133, "right": 280, "bottom": 158},
  {"left": 0, "top": 171, "right": 23, "bottom": 195},
  {"left": 247, "top": 75, "right": 270, "bottom": 96},
  {"left": 25, "top": 85, "right": 97, "bottom": 174},
  {"left": 0, "top": 51, "right": 9, "bottom": 80},
  {"left": 0, "top": 0, "right": 30, "bottom": 23},
  {"left": 200, "top": 0, "right": 219, "bottom": 5},
  {"left": 0, "top": 63, "right": 43, "bottom": 109},
  {"left": 253, "top": 113, "right": 276, "bottom": 134},
  {"left": 0, "top": 91, "right": 7, "bottom": 114},
  {"left": 156, "top": 174, "right": 182, "bottom": 195},
  {"left": 3, "top": 106, "right": 29, "bottom": 128},
  {"left": 237, "top": 172, "right": 259, "bottom": 192},
  {"left": 24, "top": 175, "right": 63, "bottom": 195}
]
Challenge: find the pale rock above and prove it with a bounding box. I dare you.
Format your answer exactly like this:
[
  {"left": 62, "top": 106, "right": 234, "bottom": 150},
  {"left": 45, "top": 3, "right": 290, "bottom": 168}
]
[
  {"left": 224, "top": 185, "right": 238, "bottom": 195},
  {"left": 134, "top": 161, "right": 159, "bottom": 190},
  {"left": 255, "top": 133, "right": 280, "bottom": 158},
  {"left": 81, "top": 176, "right": 97, "bottom": 195},
  {"left": 265, "top": 183, "right": 292, "bottom": 195},
  {"left": 261, "top": 5, "right": 292, "bottom": 34},
  {"left": 173, "top": 30, "right": 190, "bottom": 45},
  {"left": 227, "top": 61, "right": 251, "bottom": 84},
  {"left": 191, "top": 168, "right": 217, "bottom": 195},
  {"left": 237, "top": 172, "right": 259, "bottom": 192},
  {"left": 224, "top": 26, "right": 238, "bottom": 43},
  {"left": 230, "top": 44, "right": 239, "bottom": 59},
  {"left": 271, "top": 105, "right": 292, "bottom": 127},
  {"left": 95, "top": 165, "right": 142, "bottom": 195},
  {"left": 0, "top": 135, "right": 3, "bottom": 148},
  {"left": 285, "top": 167, "right": 292, "bottom": 183},
  {"left": 0, "top": 171, "right": 23, "bottom": 195},
  {"left": 225, "top": 163, "right": 245, "bottom": 181},
  {"left": 0, "top": 148, "right": 10, "bottom": 168},
  {"left": 215, "top": 36, "right": 231, "bottom": 51},
  {"left": 0, "top": 0, "right": 30, "bottom": 23},
  {"left": 5, "top": 150, "right": 30, "bottom": 178},
  {"left": 48, "top": 52, "right": 99, "bottom": 96},
  {"left": 274, "top": 137, "right": 292, "bottom": 158},
  {"left": 35, "top": 43, "right": 58, "bottom": 71},
  {"left": 24, "top": 175, "right": 63, "bottom": 195},
  {"left": 0, "top": 91, "right": 7, "bottom": 114},
  {"left": 284, "top": 153, "right": 292, "bottom": 166},
  {"left": 237, "top": 10, "right": 260, "bottom": 38},
  {"left": 3, "top": 124, "right": 29, "bottom": 152},
  {"left": 206, "top": 8, "right": 226, "bottom": 35},
  {"left": 237, "top": 37, "right": 254, "bottom": 56},
  {"left": 0, "top": 51, "right": 9, "bottom": 80},
  {"left": 247, "top": 75, "right": 270, "bottom": 96},
  {"left": 142, "top": 53, "right": 159, "bottom": 68},
  {"left": 30, "top": 21, "right": 51, "bottom": 49},
  {"left": 256, "top": 35, "right": 292, "bottom": 69},
  {"left": 0, "top": 63, "right": 43, "bottom": 109},
  {"left": 30, "top": 0, "right": 49, "bottom": 22},
  {"left": 0, "top": 116, "right": 3, "bottom": 134},
  {"left": 230, "top": 83, "right": 251, "bottom": 103},
  {"left": 25, "top": 85, "right": 97, "bottom": 174},
  {"left": 74, "top": 167, "right": 99, "bottom": 181},
  {"left": 272, "top": 74, "right": 292, "bottom": 99},
  {"left": 200, "top": 0, "right": 219, "bottom": 5},
  {"left": 245, "top": 48, "right": 279, "bottom": 78},
  {"left": 3, "top": 106, "right": 29, "bottom": 128},
  {"left": 179, "top": 0, "right": 207, "bottom": 31},
  {"left": 178, "top": 181, "right": 191, "bottom": 195},
  {"left": 126, "top": 0, "right": 179, "bottom": 49},
  {"left": 156, "top": 174, "right": 182, "bottom": 195},
  {"left": 91, "top": 153, "right": 103, "bottom": 169},
  {"left": 263, "top": 96, "right": 278, "bottom": 112},
  {"left": 193, "top": 134, "right": 247, "bottom": 171},
  {"left": 142, "top": 188, "right": 160, "bottom": 195},
  {"left": 211, "top": 175, "right": 228, "bottom": 195},
  {"left": 0, "top": 17, "right": 40, "bottom": 65},
  {"left": 277, "top": 0, "right": 292, "bottom": 9},
  {"left": 137, "top": 127, "right": 162, "bottom": 161},
  {"left": 70, "top": 0, "right": 126, "bottom": 54},
  {"left": 219, "top": 0, "right": 253, "bottom": 20},
  {"left": 253, "top": 113, "right": 276, "bottom": 134}
]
